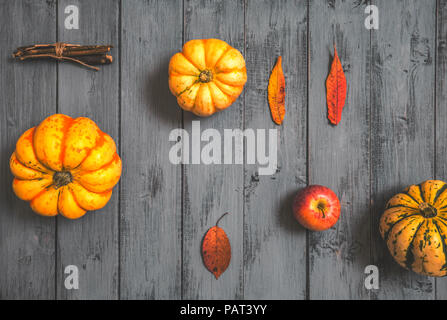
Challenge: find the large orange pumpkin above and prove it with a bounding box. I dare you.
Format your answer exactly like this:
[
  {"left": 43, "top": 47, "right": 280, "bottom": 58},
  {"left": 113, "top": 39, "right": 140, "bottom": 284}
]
[
  {"left": 10, "top": 114, "right": 121, "bottom": 219},
  {"left": 380, "top": 180, "right": 447, "bottom": 277},
  {"left": 168, "top": 38, "right": 247, "bottom": 116}
]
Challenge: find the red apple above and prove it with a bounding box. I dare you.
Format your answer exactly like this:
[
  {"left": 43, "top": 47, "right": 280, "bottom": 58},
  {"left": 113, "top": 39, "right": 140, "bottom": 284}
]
[{"left": 293, "top": 185, "right": 341, "bottom": 231}]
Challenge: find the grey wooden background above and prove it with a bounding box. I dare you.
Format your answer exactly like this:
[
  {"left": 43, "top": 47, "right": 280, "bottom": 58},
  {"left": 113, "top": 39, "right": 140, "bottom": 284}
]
[{"left": 0, "top": 0, "right": 446, "bottom": 300}]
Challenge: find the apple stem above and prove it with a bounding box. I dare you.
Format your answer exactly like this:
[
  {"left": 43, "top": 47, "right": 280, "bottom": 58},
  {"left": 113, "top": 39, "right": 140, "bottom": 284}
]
[
  {"left": 317, "top": 204, "right": 326, "bottom": 218},
  {"left": 320, "top": 209, "right": 326, "bottom": 218}
]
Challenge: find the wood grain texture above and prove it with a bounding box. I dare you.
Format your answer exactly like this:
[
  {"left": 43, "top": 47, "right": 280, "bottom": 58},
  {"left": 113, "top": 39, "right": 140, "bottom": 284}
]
[
  {"left": 0, "top": 0, "right": 56, "bottom": 300},
  {"left": 308, "top": 0, "right": 370, "bottom": 299},
  {"left": 120, "top": 0, "right": 183, "bottom": 299},
  {"left": 371, "top": 0, "right": 436, "bottom": 299},
  {"left": 182, "top": 0, "right": 244, "bottom": 299},
  {"left": 435, "top": 0, "right": 447, "bottom": 299},
  {"left": 243, "top": 0, "right": 307, "bottom": 299},
  {"left": 1, "top": 0, "right": 447, "bottom": 300},
  {"left": 56, "top": 0, "right": 120, "bottom": 300}
]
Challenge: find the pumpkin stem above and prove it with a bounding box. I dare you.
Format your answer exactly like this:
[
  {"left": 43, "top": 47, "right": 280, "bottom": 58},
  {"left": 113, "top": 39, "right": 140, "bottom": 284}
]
[
  {"left": 53, "top": 171, "right": 73, "bottom": 189},
  {"left": 199, "top": 70, "right": 213, "bottom": 83},
  {"left": 419, "top": 202, "right": 437, "bottom": 218}
]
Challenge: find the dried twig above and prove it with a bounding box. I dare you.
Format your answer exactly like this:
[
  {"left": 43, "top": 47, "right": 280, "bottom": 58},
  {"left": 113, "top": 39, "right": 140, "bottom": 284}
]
[{"left": 12, "top": 42, "right": 113, "bottom": 71}]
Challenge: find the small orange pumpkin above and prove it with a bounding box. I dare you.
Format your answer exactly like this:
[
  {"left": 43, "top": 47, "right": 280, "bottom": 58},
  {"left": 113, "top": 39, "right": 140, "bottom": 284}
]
[
  {"left": 168, "top": 38, "right": 247, "bottom": 116},
  {"left": 10, "top": 114, "right": 121, "bottom": 219},
  {"left": 380, "top": 180, "right": 447, "bottom": 276}
]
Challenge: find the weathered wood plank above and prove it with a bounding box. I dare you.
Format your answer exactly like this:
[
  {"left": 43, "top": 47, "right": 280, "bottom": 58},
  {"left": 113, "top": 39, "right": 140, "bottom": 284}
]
[
  {"left": 308, "top": 0, "right": 370, "bottom": 299},
  {"left": 371, "top": 0, "right": 436, "bottom": 299},
  {"left": 56, "top": 0, "right": 120, "bottom": 299},
  {"left": 243, "top": 0, "right": 307, "bottom": 299},
  {"left": 120, "top": 0, "right": 183, "bottom": 299},
  {"left": 435, "top": 0, "right": 447, "bottom": 300},
  {"left": 1, "top": 0, "right": 443, "bottom": 300},
  {"left": 182, "top": 0, "right": 244, "bottom": 299},
  {"left": 0, "top": 0, "right": 56, "bottom": 299}
]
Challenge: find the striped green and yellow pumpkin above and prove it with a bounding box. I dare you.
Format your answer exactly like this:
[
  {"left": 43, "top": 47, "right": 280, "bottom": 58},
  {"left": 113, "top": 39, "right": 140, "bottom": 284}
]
[{"left": 380, "top": 180, "right": 447, "bottom": 277}]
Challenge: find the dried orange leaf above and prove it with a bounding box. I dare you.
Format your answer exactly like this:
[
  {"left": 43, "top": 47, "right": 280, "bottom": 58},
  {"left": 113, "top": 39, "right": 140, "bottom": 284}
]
[
  {"left": 202, "top": 213, "right": 231, "bottom": 279},
  {"left": 268, "top": 56, "right": 286, "bottom": 125},
  {"left": 326, "top": 45, "right": 347, "bottom": 125}
]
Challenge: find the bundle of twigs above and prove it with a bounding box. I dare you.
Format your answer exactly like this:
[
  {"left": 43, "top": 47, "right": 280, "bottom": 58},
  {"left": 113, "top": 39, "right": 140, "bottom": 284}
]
[{"left": 12, "top": 42, "right": 113, "bottom": 71}]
